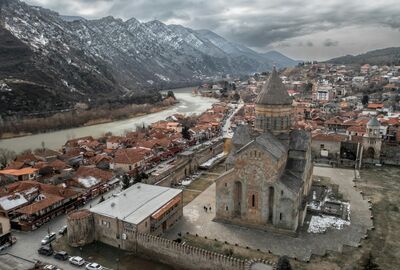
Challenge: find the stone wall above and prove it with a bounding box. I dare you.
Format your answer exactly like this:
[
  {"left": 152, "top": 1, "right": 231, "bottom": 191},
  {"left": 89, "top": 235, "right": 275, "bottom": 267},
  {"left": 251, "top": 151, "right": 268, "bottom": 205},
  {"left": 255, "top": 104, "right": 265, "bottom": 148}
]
[{"left": 136, "top": 232, "right": 248, "bottom": 270}]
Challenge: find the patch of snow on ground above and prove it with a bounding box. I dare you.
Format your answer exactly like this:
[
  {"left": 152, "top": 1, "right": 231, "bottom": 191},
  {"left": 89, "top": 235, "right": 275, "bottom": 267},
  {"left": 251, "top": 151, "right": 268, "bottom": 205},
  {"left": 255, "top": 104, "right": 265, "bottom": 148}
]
[
  {"left": 78, "top": 176, "right": 100, "bottom": 188},
  {"left": 0, "top": 83, "right": 12, "bottom": 92},
  {"left": 200, "top": 152, "right": 225, "bottom": 168},
  {"left": 155, "top": 73, "right": 170, "bottom": 81},
  {"left": 308, "top": 215, "right": 350, "bottom": 234}
]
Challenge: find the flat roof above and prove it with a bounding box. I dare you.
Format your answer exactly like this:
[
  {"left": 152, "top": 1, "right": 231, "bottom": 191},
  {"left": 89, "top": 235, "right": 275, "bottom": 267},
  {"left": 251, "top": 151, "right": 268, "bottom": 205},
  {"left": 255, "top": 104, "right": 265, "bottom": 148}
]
[{"left": 90, "top": 183, "right": 182, "bottom": 225}]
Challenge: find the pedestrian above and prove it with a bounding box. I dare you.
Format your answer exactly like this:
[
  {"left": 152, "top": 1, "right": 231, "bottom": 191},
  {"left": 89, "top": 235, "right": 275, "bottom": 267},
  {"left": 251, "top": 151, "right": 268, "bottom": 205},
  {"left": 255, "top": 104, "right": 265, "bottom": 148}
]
[
  {"left": 209, "top": 206, "right": 212, "bottom": 212},
  {"left": 205, "top": 207, "right": 207, "bottom": 213}
]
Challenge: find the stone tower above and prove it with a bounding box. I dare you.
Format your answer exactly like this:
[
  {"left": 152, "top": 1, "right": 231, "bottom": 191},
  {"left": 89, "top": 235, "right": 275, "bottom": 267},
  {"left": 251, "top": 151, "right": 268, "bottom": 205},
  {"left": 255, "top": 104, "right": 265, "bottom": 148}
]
[
  {"left": 255, "top": 68, "right": 293, "bottom": 136},
  {"left": 362, "top": 117, "right": 382, "bottom": 160}
]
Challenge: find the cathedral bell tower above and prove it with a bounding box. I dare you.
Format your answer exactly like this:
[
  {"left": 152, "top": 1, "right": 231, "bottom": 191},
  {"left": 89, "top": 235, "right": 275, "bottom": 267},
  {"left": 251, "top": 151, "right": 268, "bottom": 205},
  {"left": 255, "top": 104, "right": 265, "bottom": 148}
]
[
  {"left": 362, "top": 117, "right": 382, "bottom": 160},
  {"left": 254, "top": 67, "right": 293, "bottom": 136}
]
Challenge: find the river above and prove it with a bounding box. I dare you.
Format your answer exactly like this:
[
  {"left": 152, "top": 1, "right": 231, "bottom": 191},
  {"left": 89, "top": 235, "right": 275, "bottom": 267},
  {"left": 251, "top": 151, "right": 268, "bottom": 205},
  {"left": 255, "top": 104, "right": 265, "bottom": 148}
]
[{"left": 0, "top": 87, "right": 218, "bottom": 153}]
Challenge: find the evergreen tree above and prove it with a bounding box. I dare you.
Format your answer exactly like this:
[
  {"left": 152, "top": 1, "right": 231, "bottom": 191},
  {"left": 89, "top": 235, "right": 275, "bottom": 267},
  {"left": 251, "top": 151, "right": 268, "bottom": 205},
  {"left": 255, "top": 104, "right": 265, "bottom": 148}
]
[
  {"left": 121, "top": 174, "right": 131, "bottom": 190},
  {"left": 276, "top": 256, "right": 292, "bottom": 270},
  {"left": 166, "top": 90, "right": 176, "bottom": 100},
  {"left": 182, "top": 126, "right": 191, "bottom": 140},
  {"left": 362, "top": 94, "right": 369, "bottom": 106}
]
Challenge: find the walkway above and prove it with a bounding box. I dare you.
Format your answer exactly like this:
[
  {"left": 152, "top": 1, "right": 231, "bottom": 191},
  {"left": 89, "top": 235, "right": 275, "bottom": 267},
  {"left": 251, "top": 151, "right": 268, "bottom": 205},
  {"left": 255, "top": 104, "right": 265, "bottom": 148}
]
[{"left": 165, "top": 167, "right": 373, "bottom": 261}]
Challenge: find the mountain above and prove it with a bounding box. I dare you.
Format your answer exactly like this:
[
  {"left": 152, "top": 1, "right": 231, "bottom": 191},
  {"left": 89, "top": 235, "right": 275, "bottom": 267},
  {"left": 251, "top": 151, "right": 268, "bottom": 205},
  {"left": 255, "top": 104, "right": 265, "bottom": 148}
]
[
  {"left": 327, "top": 47, "right": 400, "bottom": 65},
  {"left": 60, "top": 15, "right": 86, "bottom": 22},
  {"left": 0, "top": 0, "right": 296, "bottom": 116},
  {"left": 262, "top": 51, "right": 300, "bottom": 67}
]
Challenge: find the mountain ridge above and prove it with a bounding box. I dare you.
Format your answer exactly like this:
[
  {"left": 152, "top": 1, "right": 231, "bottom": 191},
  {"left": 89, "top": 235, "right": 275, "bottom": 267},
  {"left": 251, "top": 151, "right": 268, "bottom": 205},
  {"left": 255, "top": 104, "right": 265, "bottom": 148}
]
[
  {"left": 0, "top": 0, "right": 296, "bottom": 116},
  {"left": 326, "top": 47, "right": 400, "bottom": 65}
]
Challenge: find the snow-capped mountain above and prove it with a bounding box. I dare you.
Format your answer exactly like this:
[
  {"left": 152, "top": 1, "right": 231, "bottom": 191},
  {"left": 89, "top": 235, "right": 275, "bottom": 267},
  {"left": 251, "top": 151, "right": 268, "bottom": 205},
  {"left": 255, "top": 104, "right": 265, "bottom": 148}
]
[{"left": 0, "top": 0, "right": 296, "bottom": 116}]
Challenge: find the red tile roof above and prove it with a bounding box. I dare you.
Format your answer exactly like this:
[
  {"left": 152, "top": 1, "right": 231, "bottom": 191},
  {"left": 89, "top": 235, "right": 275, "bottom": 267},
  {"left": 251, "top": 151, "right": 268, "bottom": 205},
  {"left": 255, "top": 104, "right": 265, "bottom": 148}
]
[
  {"left": 16, "top": 193, "right": 64, "bottom": 215},
  {"left": 312, "top": 133, "right": 347, "bottom": 142}
]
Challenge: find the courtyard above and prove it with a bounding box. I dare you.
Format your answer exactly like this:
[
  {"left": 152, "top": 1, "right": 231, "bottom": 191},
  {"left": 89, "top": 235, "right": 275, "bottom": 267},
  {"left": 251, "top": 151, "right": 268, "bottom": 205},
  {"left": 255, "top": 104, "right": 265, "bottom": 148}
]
[{"left": 165, "top": 166, "right": 373, "bottom": 263}]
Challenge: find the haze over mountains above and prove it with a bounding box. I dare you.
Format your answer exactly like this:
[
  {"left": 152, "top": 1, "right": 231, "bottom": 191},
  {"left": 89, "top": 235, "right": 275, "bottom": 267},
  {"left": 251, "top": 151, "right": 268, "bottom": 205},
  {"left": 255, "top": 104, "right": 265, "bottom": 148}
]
[{"left": 0, "top": 0, "right": 297, "bottom": 116}]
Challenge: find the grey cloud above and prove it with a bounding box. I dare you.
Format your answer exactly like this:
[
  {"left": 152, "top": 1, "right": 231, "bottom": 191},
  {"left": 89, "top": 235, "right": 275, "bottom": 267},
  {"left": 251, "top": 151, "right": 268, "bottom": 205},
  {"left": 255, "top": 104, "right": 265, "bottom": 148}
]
[
  {"left": 323, "top": 39, "right": 339, "bottom": 47},
  {"left": 25, "top": 0, "right": 400, "bottom": 52}
]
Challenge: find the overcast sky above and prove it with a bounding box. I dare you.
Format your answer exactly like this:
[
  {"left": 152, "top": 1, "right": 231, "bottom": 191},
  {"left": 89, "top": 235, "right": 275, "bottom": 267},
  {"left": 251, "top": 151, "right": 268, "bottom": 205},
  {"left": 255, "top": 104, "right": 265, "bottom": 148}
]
[{"left": 25, "top": 0, "right": 400, "bottom": 61}]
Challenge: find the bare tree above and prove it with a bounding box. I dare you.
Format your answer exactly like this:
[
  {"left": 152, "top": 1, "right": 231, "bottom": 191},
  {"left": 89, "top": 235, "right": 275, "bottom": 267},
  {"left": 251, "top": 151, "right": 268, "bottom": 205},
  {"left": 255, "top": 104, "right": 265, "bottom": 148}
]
[{"left": 0, "top": 148, "right": 16, "bottom": 168}]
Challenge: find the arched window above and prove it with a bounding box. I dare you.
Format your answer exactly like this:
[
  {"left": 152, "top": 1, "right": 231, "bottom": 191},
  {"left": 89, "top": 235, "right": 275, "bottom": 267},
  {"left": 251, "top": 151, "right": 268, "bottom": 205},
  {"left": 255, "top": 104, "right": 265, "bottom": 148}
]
[{"left": 252, "top": 194, "right": 255, "bottom": 207}]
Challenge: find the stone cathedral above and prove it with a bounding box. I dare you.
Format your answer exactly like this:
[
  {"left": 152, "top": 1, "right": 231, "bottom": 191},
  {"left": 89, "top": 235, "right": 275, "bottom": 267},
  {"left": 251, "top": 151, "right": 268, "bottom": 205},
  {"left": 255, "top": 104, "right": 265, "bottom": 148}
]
[{"left": 215, "top": 68, "right": 313, "bottom": 232}]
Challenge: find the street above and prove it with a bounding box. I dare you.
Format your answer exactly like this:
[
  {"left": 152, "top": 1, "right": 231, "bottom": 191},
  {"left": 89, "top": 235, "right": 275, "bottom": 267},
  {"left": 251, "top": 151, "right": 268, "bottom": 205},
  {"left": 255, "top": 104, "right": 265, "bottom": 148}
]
[{"left": 1, "top": 186, "right": 121, "bottom": 270}]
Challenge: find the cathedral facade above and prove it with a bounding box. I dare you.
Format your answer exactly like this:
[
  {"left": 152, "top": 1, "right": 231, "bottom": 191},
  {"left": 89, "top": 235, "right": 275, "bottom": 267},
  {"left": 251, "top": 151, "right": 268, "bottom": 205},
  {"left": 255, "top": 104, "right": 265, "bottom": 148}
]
[{"left": 215, "top": 68, "right": 313, "bottom": 232}]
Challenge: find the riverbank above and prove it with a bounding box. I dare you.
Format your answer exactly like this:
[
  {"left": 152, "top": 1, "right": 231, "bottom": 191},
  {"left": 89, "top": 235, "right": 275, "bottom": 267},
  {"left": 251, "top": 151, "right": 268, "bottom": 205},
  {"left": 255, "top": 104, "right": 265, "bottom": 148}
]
[
  {"left": 0, "top": 88, "right": 218, "bottom": 153},
  {"left": 0, "top": 99, "right": 177, "bottom": 140}
]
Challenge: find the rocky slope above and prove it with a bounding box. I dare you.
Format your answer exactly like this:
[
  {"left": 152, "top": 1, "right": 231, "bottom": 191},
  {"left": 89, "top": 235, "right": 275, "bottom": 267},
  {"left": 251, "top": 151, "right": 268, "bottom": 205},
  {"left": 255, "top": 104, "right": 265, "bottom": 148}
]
[{"left": 0, "top": 0, "right": 295, "bottom": 116}]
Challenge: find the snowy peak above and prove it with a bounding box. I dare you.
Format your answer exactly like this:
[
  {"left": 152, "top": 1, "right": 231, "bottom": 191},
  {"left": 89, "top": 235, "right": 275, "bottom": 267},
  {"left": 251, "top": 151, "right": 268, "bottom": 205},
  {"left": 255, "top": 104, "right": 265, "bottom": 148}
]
[{"left": 0, "top": 0, "right": 296, "bottom": 116}]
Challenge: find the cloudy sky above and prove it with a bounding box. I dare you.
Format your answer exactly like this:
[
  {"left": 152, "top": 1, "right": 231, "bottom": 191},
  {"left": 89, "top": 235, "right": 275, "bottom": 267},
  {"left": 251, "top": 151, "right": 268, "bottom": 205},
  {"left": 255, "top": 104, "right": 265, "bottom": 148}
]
[{"left": 24, "top": 0, "right": 400, "bottom": 61}]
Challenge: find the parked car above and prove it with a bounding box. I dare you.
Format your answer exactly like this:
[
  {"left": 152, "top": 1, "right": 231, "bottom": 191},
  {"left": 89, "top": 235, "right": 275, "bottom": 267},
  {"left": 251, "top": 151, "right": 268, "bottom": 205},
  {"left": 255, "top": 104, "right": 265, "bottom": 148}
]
[
  {"left": 41, "top": 232, "right": 56, "bottom": 245},
  {"left": 85, "top": 262, "right": 103, "bottom": 270},
  {"left": 69, "top": 256, "right": 85, "bottom": 266},
  {"left": 54, "top": 251, "right": 69, "bottom": 261},
  {"left": 43, "top": 265, "right": 61, "bottom": 270},
  {"left": 59, "top": 225, "right": 67, "bottom": 235},
  {"left": 38, "top": 245, "right": 53, "bottom": 256}
]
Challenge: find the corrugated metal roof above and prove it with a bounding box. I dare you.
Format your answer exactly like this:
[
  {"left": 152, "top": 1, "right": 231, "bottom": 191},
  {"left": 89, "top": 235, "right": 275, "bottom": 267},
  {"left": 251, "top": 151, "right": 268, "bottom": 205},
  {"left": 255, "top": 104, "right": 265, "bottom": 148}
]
[{"left": 90, "top": 183, "right": 181, "bottom": 225}]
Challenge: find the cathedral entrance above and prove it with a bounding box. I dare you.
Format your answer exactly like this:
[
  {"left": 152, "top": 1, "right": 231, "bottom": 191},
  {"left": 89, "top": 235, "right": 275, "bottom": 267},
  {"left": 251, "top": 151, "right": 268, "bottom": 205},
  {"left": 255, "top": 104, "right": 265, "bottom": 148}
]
[
  {"left": 268, "top": 186, "right": 274, "bottom": 223},
  {"left": 365, "top": 147, "right": 375, "bottom": 159},
  {"left": 233, "top": 181, "right": 242, "bottom": 217}
]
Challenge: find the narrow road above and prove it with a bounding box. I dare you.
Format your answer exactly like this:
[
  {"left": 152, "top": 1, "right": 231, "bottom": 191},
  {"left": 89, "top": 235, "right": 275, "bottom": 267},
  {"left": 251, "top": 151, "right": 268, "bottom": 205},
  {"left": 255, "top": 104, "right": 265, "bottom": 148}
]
[{"left": 1, "top": 187, "right": 121, "bottom": 270}]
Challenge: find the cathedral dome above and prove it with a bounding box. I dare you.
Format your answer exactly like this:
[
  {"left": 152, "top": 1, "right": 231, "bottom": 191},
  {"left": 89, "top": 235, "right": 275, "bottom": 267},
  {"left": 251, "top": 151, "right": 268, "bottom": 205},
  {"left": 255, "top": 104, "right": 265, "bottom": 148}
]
[
  {"left": 254, "top": 68, "right": 293, "bottom": 135},
  {"left": 255, "top": 68, "right": 292, "bottom": 106},
  {"left": 367, "top": 117, "right": 380, "bottom": 127}
]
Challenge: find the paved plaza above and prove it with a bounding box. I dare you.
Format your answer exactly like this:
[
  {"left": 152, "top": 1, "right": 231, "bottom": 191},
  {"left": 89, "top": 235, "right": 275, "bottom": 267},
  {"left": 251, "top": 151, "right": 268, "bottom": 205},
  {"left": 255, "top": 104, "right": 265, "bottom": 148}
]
[{"left": 165, "top": 166, "right": 373, "bottom": 261}]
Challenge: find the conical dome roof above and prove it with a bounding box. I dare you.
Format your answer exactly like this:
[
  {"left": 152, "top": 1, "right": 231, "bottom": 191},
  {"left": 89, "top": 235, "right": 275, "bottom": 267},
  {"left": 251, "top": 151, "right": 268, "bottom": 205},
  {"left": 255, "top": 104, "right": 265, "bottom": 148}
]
[
  {"left": 255, "top": 68, "right": 292, "bottom": 106},
  {"left": 367, "top": 117, "right": 380, "bottom": 127}
]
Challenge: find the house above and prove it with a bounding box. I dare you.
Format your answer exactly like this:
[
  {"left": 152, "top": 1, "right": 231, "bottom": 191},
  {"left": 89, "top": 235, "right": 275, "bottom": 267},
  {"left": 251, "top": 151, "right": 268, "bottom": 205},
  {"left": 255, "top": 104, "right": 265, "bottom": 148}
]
[
  {"left": 33, "top": 148, "right": 60, "bottom": 162},
  {"left": 311, "top": 133, "right": 347, "bottom": 159},
  {"left": 113, "top": 148, "right": 152, "bottom": 172},
  {"left": 360, "top": 64, "right": 370, "bottom": 74},
  {"left": 2, "top": 181, "right": 79, "bottom": 230},
  {"left": 0, "top": 168, "right": 38, "bottom": 182},
  {"left": 166, "top": 122, "right": 182, "bottom": 133},
  {"left": 72, "top": 167, "right": 114, "bottom": 190},
  {"left": 106, "top": 136, "right": 123, "bottom": 150},
  {"left": 64, "top": 136, "right": 94, "bottom": 151}
]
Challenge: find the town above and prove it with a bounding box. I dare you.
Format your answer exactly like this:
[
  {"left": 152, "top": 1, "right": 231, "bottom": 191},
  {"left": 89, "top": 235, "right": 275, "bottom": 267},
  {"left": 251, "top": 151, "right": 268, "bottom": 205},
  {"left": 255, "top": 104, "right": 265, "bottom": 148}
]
[
  {"left": 1, "top": 62, "right": 400, "bottom": 270},
  {"left": 0, "top": 63, "right": 400, "bottom": 269}
]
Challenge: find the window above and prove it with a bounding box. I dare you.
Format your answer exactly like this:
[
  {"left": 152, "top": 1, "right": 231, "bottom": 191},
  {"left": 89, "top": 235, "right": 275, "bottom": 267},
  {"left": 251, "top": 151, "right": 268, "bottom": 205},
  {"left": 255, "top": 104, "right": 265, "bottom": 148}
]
[
  {"left": 226, "top": 205, "right": 229, "bottom": 211},
  {"left": 251, "top": 194, "right": 256, "bottom": 208},
  {"left": 145, "top": 221, "right": 147, "bottom": 228},
  {"left": 281, "top": 190, "right": 284, "bottom": 196},
  {"left": 279, "top": 213, "right": 282, "bottom": 220},
  {"left": 320, "top": 144, "right": 325, "bottom": 149},
  {"left": 224, "top": 183, "right": 227, "bottom": 187}
]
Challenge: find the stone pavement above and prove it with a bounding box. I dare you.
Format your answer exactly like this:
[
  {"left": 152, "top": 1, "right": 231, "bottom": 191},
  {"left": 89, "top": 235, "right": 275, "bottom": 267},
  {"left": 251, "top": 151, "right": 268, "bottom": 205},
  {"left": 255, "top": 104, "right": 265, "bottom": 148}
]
[{"left": 164, "top": 166, "right": 373, "bottom": 261}]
